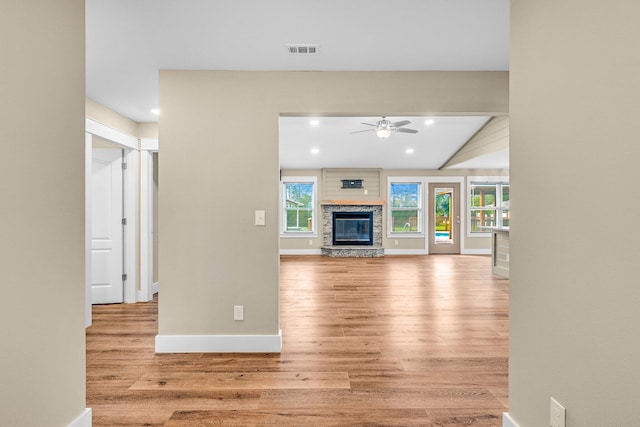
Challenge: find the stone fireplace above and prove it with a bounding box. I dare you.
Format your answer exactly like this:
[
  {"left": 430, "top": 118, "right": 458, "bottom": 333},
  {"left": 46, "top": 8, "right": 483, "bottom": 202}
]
[{"left": 321, "top": 201, "right": 384, "bottom": 257}]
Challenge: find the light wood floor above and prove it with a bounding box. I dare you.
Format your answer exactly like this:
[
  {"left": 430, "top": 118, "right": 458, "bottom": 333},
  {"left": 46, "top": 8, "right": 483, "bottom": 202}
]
[{"left": 87, "top": 255, "right": 509, "bottom": 426}]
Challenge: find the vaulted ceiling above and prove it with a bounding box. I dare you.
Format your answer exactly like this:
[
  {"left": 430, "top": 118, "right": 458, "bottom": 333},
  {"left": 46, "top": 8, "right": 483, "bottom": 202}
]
[{"left": 279, "top": 116, "right": 497, "bottom": 170}]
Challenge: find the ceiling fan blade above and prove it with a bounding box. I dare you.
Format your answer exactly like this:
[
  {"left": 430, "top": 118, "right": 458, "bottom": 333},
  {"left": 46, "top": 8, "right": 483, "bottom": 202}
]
[
  {"left": 395, "top": 128, "right": 418, "bottom": 134},
  {"left": 360, "top": 122, "right": 377, "bottom": 127},
  {"left": 392, "top": 120, "right": 411, "bottom": 127},
  {"left": 349, "top": 129, "right": 375, "bottom": 134}
]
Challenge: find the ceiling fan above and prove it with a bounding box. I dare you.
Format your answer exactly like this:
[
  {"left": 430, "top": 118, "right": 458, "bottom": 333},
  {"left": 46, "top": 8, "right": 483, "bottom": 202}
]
[{"left": 350, "top": 116, "right": 418, "bottom": 139}]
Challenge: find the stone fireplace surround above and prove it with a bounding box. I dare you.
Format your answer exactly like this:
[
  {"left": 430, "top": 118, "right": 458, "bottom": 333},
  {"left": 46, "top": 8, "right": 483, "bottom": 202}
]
[{"left": 321, "top": 200, "right": 384, "bottom": 257}]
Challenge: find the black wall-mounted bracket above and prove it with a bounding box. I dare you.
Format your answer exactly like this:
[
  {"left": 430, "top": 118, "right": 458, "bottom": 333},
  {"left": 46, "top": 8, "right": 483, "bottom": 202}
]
[{"left": 341, "top": 179, "right": 363, "bottom": 189}]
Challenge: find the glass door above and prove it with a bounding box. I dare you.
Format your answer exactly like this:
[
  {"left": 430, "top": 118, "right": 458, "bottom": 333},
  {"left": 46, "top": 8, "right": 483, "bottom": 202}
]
[{"left": 428, "top": 183, "right": 460, "bottom": 254}]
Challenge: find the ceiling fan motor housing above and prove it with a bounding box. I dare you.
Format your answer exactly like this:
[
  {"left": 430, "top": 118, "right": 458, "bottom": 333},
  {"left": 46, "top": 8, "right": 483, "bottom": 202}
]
[{"left": 378, "top": 118, "right": 392, "bottom": 129}]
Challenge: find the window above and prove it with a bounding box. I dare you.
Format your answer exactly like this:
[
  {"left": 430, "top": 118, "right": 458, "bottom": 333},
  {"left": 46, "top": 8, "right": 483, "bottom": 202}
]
[
  {"left": 469, "top": 181, "right": 509, "bottom": 234},
  {"left": 389, "top": 182, "right": 422, "bottom": 234},
  {"left": 501, "top": 184, "right": 510, "bottom": 228},
  {"left": 281, "top": 177, "right": 316, "bottom": 235}
]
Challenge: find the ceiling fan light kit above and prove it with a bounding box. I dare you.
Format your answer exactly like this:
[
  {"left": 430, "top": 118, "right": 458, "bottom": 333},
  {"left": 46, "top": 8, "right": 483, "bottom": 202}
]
[
  {"left": 351, "top": 116, "right": 418, "bottom": 139},
  {"left": 376, "top": 128, "right": 392, "bottom": 139}
]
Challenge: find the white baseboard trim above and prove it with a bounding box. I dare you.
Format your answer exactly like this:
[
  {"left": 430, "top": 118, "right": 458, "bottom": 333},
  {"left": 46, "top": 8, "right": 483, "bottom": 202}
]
[
  {"left": 68, "top": 408, "right": 91, "bottom": 427},
  {"left": 461, "top": 248, "right": 492, "bottom": 255},
  {"left": 137, "top": 282, "right": 159, "bottom": 302},
  {"left": 136, "top": 290, "right": 150, "bottom": 302},
  {"left": 384, "top": 249, "right": 429, "bottom": 255},
  {"left": 155, "top": 330, "right": 282, "bottom": 353},
  {"left": 280, "top": 249, "right": 322, "bottom": 255},
  {"left": 279, "top": 248, "right": 492, "bottom": 256},
  {"left": 503, "top": 412, "right": 520, "bottom": 427}
]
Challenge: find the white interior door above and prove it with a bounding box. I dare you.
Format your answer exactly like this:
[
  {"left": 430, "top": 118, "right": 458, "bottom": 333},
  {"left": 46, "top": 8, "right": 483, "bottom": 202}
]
[{"left": 91, "top": 148, "right": 124, "bottom": 304}]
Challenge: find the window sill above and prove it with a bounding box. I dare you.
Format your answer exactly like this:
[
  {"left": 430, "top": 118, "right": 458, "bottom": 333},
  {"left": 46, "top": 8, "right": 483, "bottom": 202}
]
[
  {"left": 388, "top": 233, "right": 424, "bottom": 239},
  {"left": 467, "top": 233, "right": 491, "bottom": 238},
  {"left": 281, "top": 232, "right": 318, "bottom": 239}
]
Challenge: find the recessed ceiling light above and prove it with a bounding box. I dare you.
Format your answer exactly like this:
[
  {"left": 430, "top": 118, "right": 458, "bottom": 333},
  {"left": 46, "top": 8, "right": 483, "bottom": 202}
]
[
  {"left": 310, "top": 119, "right": 320, "bottom": 126},
  {"left": 151, "top": 108, "right": 160, "bottom": 115},
  {"left": 424, "top": 119, "right": 435, "bottom": 126},
  {"left": 405, "top": 148, "right": 415, "bottom": 155},
  {"left": 310, "top": 148, "right": 320, "bottom": 155}
]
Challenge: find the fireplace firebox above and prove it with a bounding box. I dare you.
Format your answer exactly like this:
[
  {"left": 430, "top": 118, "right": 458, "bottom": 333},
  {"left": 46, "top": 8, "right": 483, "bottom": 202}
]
[{"left": 332, "top": 212, "right": 373, "bottom": 246}]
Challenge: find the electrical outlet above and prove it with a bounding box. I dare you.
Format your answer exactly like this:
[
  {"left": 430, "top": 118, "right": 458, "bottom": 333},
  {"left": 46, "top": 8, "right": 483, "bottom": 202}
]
[
  {"left": 234, "top": 305, "right": 244, "bottom": 321},
  {"left": 395, "top": 239, "right": 398, "bottom": 246},
  {"left": 364, "top": 189, "right": 368, "bottom": 195},
  {"left": 550, "top": 397, "right": 566, "bottom": 427},
  {"left": 308, "top": 239, "right": 313, "bottom": 245}
]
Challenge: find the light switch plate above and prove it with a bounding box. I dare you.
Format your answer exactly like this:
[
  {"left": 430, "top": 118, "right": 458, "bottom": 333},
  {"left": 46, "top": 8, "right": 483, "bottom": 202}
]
[
  {"left": 550, "top": 397, "right": 566, "bottom": 427},
  {"left": 255, "top": 210, "right": 266, "bottom": 226},
  {"left": 234, "top": 305, "right": 244, "bottom": 321}
]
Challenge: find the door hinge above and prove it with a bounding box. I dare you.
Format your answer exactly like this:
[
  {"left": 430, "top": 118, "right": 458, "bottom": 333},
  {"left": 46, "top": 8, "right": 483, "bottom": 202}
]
[
  {"left": 122, "top": 273, "right": 128, "bottom": 282},
  {"left": 121, "top": 162, "right": 127, "bottom": 170},
  {"left": 122, "top": 218, "right": 127, "bottom": 226}
]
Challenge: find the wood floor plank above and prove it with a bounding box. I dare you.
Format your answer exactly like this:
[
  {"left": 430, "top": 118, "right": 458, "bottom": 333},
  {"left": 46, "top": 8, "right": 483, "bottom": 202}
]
[
  {"left": 87, "top": 389, "right": 263, "bottom": 412},
  {"left": 87, "top": 254, "right": 509, "bottom": 426},
  {"left": 425, "top": 407, "right": 504, "bottom": 427},
  {"left": 129, "top": 371, "right": 351, "bottom": 391},
  {"left": 165, "top": 409, "right": 436, "bottom": 427},
  {"left": 400, "top": 356, "right": 508, "bottom": 373},
  {"left": 165, "top": 409, "right": 433, "bottom": 426},
  {"left": 258, "top": 388, "right": 503, "bottom": 410},
  {"left": 195, "top": 355, "right": 406, "bottom": 373},
  {"left": 92, "top": 410, "right": 173, "bottom": 427},
  {"left": 348, "top": 371, "right": 507, "bottom": 390}
]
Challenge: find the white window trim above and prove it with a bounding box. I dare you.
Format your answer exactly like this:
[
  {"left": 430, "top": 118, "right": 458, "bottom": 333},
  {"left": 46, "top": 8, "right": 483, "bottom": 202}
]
[
  {"left": 387, "top": 177, "right": 424, "bottom": 238},
  {"left": 466, "top": 176, "right": 509, "bottom": 237},
  {"left": 280, "top": 176, "right": 318, "bottom": 238},
  {"left": 387, "top": 176, "right": 466, "bottom": 240}
]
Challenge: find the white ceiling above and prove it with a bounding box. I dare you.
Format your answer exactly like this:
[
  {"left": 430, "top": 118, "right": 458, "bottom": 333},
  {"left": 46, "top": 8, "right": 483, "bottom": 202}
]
[
  {"left": 85, "top": 0, "right": 510, "bottom": 169},
  {"left": 279, "top": 116, "right": 491, "bottom": 169}
]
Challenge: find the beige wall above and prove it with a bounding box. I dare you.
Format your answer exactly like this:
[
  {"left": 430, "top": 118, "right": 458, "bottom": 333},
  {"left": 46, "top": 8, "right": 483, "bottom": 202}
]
[
  {"left": 510, "top": 1, "right": 640, "bottom": 426},
  {"left": 138, "top": 122, "right": 160, "bottom": 139},
  {"left": 86, "top": 98, "right": 160, "bottom": 139},
  {"left": 280, "top": 168, "right": 508, "bottom": 252},
  {"left": 0, "top": 2, "right": 86, "bottom": 426},
  {"left": 86, "top": 97, "right": 139, "bottom": 136},
  {"left": 159, "top": 70, "right": 508, "bottom": 337}
]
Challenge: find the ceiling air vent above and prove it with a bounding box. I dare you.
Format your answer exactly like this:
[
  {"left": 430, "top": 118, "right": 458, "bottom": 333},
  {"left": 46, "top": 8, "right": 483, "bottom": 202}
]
[{"left": 286, "top": 44, "right": 319, "bottom": 54}]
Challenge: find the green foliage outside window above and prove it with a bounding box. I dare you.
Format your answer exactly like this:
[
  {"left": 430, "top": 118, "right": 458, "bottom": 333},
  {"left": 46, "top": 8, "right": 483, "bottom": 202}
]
[
  {"left": 390, "top": 183, "right": 421, "bottom": 232},
  {"left": 434, "top": 192, "right": 451, "bottom": 232},
  {"left": 284, "top": 182, "right": 314, "bottom": 232}
]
